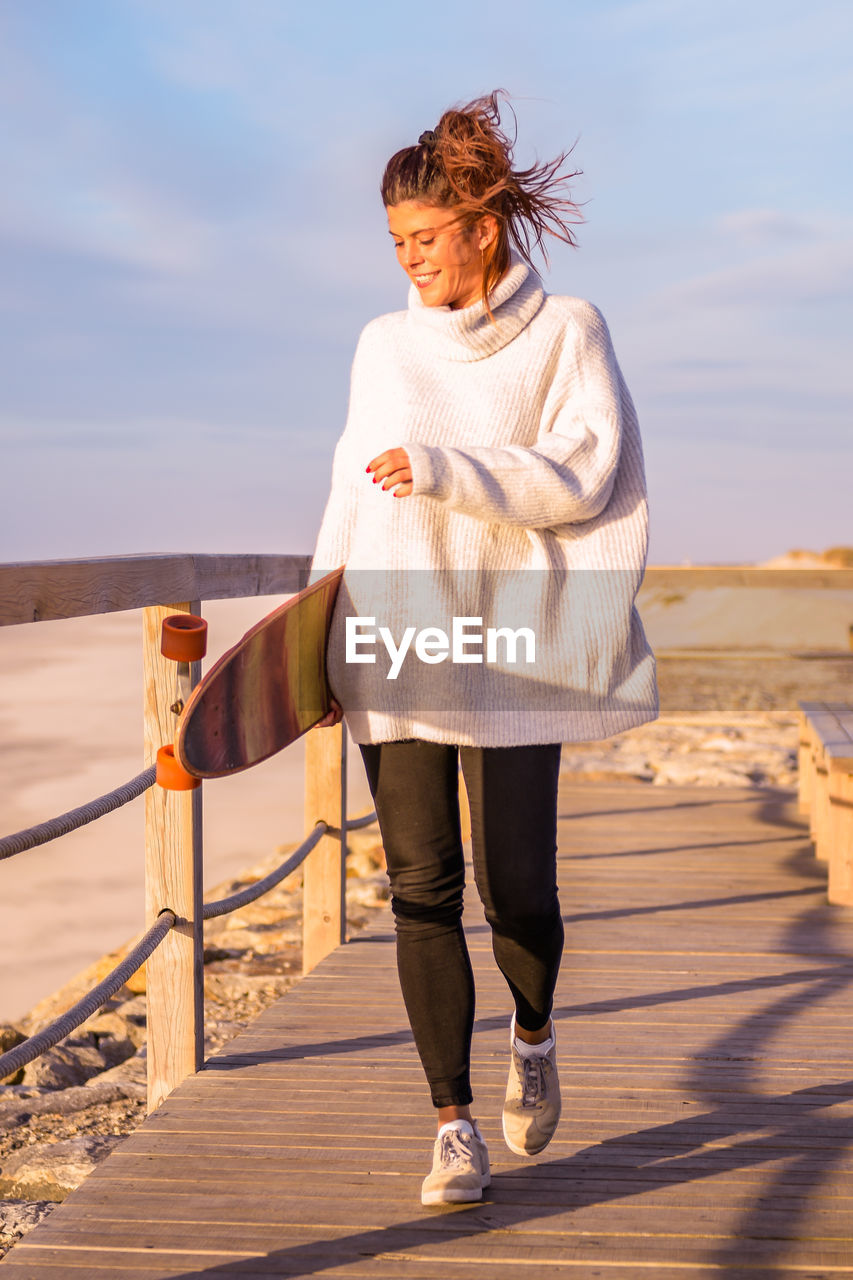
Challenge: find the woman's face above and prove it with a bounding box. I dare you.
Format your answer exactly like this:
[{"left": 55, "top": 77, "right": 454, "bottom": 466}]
[{"left": 387, "top": 201, "right": 494, "bottom": 310}]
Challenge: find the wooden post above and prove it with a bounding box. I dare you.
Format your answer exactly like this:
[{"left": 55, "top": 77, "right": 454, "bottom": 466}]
[
  {"left": 303, "top": 724, "right": 345, "bottom": 975},
  {"left": 797, "top": 711, "right": 813, "bottom": 817},
  {"left": 143, "top": 602, "right": 204, "bottom": 1113},
  {"left": 813, "top": 748, "right": 831, "bottom": 863},
  {"left": 827, "top": 766, "right": 853, "bottom": 906}
]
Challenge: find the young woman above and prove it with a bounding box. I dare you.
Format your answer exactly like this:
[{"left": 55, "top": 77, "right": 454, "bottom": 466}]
[{"left": 311, "top": 91, "right": 657, "bottom": 1205}]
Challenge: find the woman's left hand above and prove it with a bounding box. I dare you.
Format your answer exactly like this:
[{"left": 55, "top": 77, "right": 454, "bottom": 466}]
[
  {"left": 366, "top": 447, "right": 412, "bottom": 497},
  {"left": 315, "top": 697, "right": 343, "bottom": 729}
]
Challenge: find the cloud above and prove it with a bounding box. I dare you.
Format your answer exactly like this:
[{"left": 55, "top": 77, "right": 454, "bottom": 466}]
[
  {"left": 659, "top": 232, "right": 853, "bottom": 308},
  {"left": 715, "top": 209, "right": 820, "bottom": 245}
]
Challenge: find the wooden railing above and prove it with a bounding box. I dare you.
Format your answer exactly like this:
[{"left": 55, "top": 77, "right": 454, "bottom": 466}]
[
  {"left": 0, "top": 554, "right": 359, "bottom": 1112},
  {"left": 2, "top": 556, "right": 852, "bottom": 1112}
]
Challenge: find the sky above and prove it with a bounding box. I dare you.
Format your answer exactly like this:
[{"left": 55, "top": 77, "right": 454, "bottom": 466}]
[{"left": 1, "top": 0, "right": 851, "bottom": 566}]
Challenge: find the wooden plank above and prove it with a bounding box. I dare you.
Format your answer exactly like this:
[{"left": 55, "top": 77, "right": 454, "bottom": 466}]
[
  {"left": 0, "top": 553, "right": 310, "bottom": 625},
  {"left": 9, "top": 1252, "right": 831, "bottom": 1280},
  {"left": 142, "top": 603, "right": 203, "bottom": 1111}
]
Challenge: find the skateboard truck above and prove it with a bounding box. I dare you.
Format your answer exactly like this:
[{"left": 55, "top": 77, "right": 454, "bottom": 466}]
[{"left": 156, "top": 614, "right": 208, "bottom": 791}]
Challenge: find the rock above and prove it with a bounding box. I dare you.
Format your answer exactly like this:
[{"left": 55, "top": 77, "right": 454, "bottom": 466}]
[
  {"left": 21, "top": 1042, "right": 106, "bottom": 1091},
  {"left": 0, "top": 1027, "right": 26, "bottom": 1054},
  {"left": 0, "top": 1079, "right": 145, "bottom": 1129},
  {"left": 93, "top": 1047, "right": 146, "bottom": 1091},
  {"left": 94, "top": 1035, "right": 139, "bottom": 1071},
  {"left": 0, "top": 1026, "right": 27, "bottom": 1086},
  {"left": 0, "top": 1199, "right": 56, "bottom": 1247},
  {"left": 219, "top": 920, "right": 302, "bottom": 954},
  {"left": 204, "top": 1021, "right": 246, "bottom": 1055},
  {"left": 111, "top": 995, "right": 147, "bottom": 1029},
  {"left": 346, "top": 874, "right": 390, "bottom": 908},
  {"left": 0, "top": 1134, "right": 124, "bottom": 1201},
  {"left": 226, "top": 903, "right": 299, "bottom": 928},
  {"left": 346, "top": 828, "right": 385, "bottom": 877},
  {"left": 81, "top": 1007, "right": 146, "bottom": 1052},
  {"left": 204, "top": 973, "right": 294, "bottom": 1006}
]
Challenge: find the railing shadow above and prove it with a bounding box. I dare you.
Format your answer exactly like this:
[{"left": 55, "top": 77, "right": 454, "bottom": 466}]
[
  {"left": 159, "top": 1067, "right": 853, "bottom": 1277},
  {"left": 177, "top": 787, "right": 853, "bottom": 1275}
]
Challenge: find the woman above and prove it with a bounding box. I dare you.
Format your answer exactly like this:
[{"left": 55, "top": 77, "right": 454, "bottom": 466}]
[{"left": 311, "top": 91, "right": 657, "bottom": 1205}]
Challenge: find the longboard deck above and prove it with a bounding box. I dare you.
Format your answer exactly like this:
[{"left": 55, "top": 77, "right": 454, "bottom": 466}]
[{"left": 175, "top": 567, "right": 343, "bottom": 779}]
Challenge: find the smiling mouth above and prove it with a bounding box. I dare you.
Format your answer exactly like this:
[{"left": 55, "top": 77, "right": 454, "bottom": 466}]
[{"left": 413, "top": 272, "right": 440, "bottom": 288}]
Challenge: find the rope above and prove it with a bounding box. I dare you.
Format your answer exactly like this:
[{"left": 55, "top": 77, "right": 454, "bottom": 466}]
[
  {"left": 201, "top": 809, "right": 378, "bottom": 920},
  {"left": 0, "top": 807, "right": 379, "bottom": 1074},
  {"left": 0, "top": 766, "right": 157, "bottom": 860},
  {"left": 0, "top": 911, "right": 176, "bottom": 1080},
  {"left": 346, "top": 811, "right": 378, "bottom": 832},
  {"left": 202, "top": 824, "right": 327, "bottom": 920}
]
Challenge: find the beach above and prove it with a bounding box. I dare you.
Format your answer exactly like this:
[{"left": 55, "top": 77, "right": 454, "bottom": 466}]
[{"left": 2, "top": 578, "right": 852, "bottom": 1024}]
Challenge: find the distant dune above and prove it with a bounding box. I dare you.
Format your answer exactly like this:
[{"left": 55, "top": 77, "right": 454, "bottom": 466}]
[
  {"left": 639, "top": 547, "right": 853, "bottom": 652},
  {"left": 758, "top": 546, "right": 853, "bottom": 570}
]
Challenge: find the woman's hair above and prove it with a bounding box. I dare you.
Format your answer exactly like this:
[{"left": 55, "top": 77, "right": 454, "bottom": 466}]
[{"left": 381, "top": 90, "right": 583, "bottom": 313}]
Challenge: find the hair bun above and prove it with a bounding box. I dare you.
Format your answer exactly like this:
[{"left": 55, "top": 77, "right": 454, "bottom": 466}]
[{"left": 418, "top": 130, "right": 437, "bottom": 147}]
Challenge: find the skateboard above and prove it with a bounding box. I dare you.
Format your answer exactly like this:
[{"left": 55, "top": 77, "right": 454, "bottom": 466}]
[{"left": 156, "top": 567, "right": 344, "bottom": 787}]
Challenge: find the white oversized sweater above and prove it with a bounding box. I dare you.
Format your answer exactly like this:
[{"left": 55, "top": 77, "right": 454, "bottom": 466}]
[{"left": 310, "top": 254, "right": 658, "bottom": 746}]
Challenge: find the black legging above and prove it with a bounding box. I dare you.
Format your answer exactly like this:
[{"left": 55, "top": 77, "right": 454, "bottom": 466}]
[{"left": 359, "top": 739, "right": 564, "bottom": 1108}]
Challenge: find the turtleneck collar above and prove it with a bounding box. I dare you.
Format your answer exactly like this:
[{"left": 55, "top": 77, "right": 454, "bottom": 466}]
[{"left": 406, "top": 252, "right": 545, "bottom": 362}]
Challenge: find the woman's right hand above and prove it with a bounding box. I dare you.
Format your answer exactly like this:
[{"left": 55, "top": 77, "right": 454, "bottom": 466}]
[{"left": 315, "top": 697, "right": 343, "bottom": 729}]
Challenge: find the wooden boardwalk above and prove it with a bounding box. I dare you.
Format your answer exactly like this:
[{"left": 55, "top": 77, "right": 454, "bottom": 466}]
[{"left": 4, "top": 780, "right": 853, "bottom": 1278}]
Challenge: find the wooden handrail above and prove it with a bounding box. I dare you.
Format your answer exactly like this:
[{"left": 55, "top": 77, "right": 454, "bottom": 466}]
[
  {"left": 1, "top": 552, "right": 351, "bottom": 1113},
  {"left": 0, "top": 553, "right": 311, "bottom": 625},
  {"left": 3, "top": 556, "right": 852, "bottom": 629}
]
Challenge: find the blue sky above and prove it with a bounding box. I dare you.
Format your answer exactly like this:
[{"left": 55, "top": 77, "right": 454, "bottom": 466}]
[{"left": 2, "top": 0, "right": 851, "bottom": 564}]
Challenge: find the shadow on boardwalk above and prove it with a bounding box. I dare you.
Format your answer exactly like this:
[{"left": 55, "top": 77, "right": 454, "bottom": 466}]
[
  {"left": 164, "top": 1072, "right": 853, "bottom": 1278},
  {"left": 179, "top": 844, "right": 853, "bottom": 1277},
  {"left": 7, "top": 784, "right": 853, "bottom": 1277}
]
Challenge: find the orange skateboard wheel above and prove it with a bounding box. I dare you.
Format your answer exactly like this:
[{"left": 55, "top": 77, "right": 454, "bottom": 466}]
[
  {"left": 161, "top": 615, "right": 208, "bottom": 663},
  {"left": 156, "top": 744, "right": 201, "bottom": 791}
]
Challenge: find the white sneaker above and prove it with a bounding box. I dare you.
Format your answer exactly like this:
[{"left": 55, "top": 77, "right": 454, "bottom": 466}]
[
  {"left": 502, "top": 1015, "right": 561, "bottom": 1156},
  {"left": 421, "top": 1119, "right": 491, "bottom": 1206}
]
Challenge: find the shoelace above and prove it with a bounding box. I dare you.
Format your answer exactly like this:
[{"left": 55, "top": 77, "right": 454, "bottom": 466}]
[
  {"left": 438, "top": 1129, "right": 475, "bottom": 1170},
  {"left": 521, "top": 1055, "right": 548, "bottom": 1108}
]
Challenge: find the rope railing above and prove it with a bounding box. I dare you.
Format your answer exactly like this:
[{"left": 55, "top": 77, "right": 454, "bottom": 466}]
[
  {"left": 0, "top": 807, "right": 379, "bottom": 1081},
  {"left": 0, "top": 911, "right": 176, "bottom": 1079},
  {"left": 0, "top": 767, "right": 157, "bottom": 860},
  {"left": 202, "top": 810, "right": 378, "bottom": 920},
  {"left": 202, "top": 823, "right": 327, "bottom": 921},
  {"left": 2, "top": 555, "right": 383, "bottom": 1108}
]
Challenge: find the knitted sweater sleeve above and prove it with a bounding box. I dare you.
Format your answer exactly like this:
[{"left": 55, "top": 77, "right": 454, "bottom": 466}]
[{"left": 403, "top": 302, "right": 625, "bottom": 529}]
